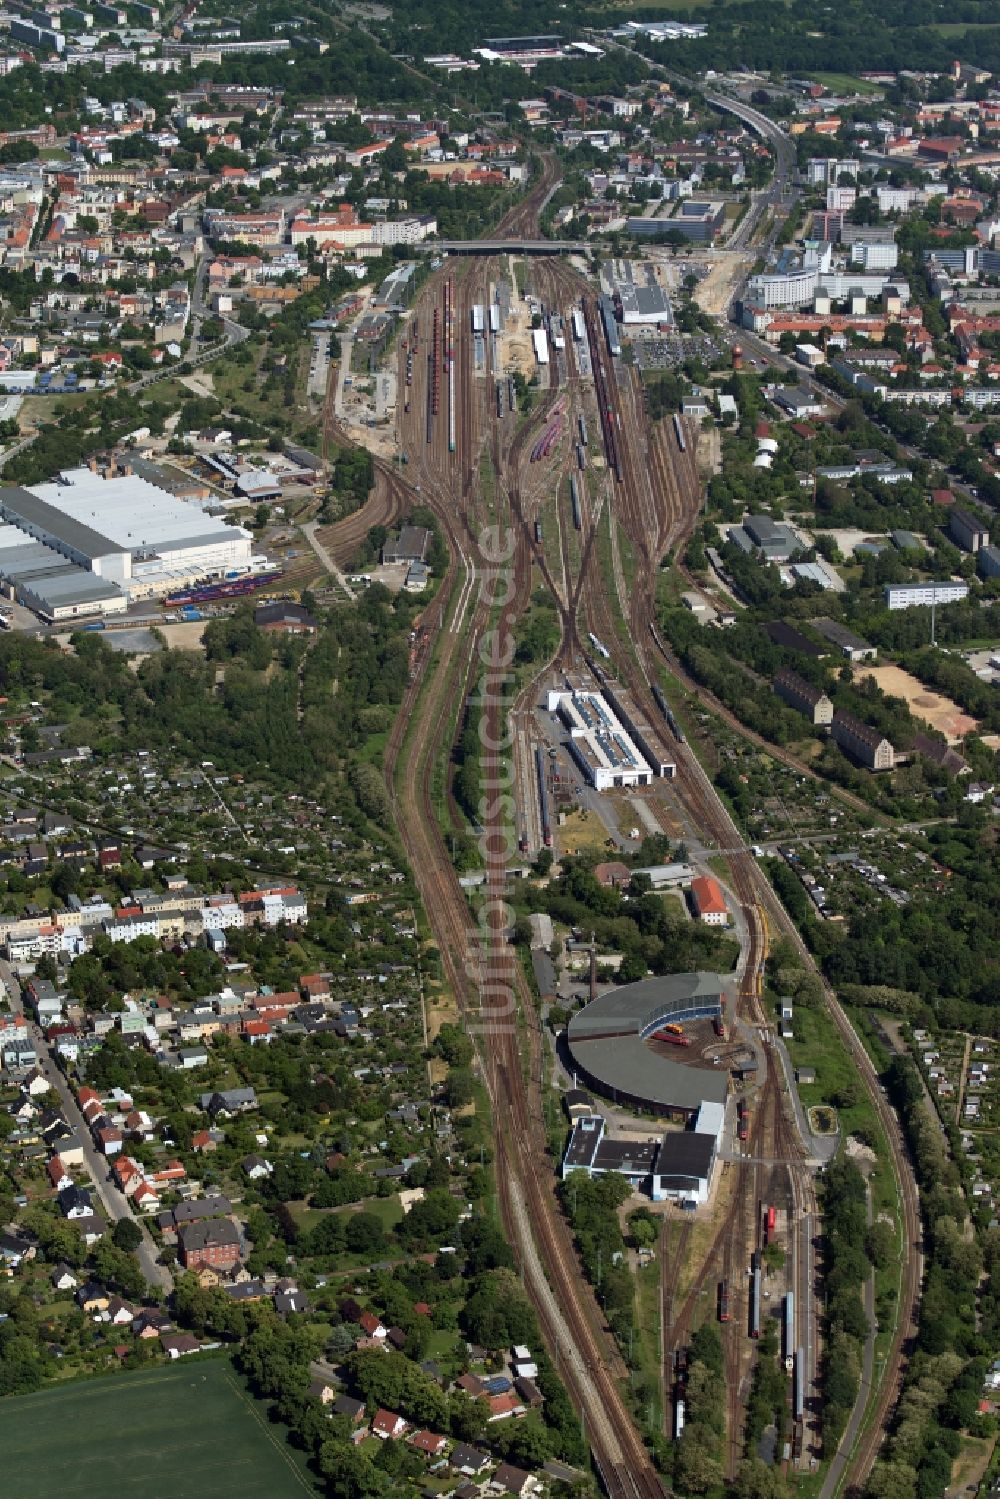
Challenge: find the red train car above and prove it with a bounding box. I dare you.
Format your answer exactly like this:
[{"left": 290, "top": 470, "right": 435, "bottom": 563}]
[
  {"left": 718, "top": 1281, "right": 730, "bottom": 1323},
  {"left": 737, "top": 1099, "right": 749, "bottom": 1142}
]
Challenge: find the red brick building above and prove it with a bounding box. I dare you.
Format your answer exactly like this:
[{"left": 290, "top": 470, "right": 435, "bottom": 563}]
[{"left": 178, "top": 1218, "right": 241, "bottom": 1271}]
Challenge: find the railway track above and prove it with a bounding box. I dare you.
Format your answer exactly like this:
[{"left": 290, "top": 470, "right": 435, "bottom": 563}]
[{"left": 366, "top": 151, "right": 919, "bottom": 1491}]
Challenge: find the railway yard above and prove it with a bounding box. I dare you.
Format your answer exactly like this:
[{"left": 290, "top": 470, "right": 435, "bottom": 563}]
[{"left": 315, "top": 158, "right": 923, "bottom": 1499}]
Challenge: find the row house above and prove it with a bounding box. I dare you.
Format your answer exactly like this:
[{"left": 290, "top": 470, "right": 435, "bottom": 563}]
[
  {"left": 831, "top": 711, "right": 895, "bottom": 771},
  {"left": 773, "top": 668, "right": 834, "bottom": 726}
]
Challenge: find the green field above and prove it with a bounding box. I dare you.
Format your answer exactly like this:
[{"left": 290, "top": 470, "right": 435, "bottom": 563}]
[{"left": 4, "top": 1360, "right": 319, "bottom": 1499}]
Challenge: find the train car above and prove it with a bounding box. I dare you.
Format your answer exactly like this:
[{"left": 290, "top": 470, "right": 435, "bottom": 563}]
[
  {"left": 791, "top": 1419, "right": 803, "bottom": 1462},
  {"left": 793, "top": 1351, "right": 805, "bottom": 1421},
  {"left": 768, "top": 1205, "right": 777, "bottom": 1240},
  {"left": 749, "top": 1266, "right": 761, "bottom": 1339},
  {"left": 658, "top": 1031, "right": 692, "bottom": 1048},
  {"left": 571, "top": 308, "right": 585, "bottom": 343},
  {"left": 674, "top": 1397, "right": 685, "bottom": 1440},
  {"left": 488, "top": 303, "right": 500, "bottom": 334},
  {"left": 718, "top": 1281, "right": 730, "bottom": 1323},
  {"left": 674, "top": 1347, "right": 689, "bottom": 1382},
  {"left": 569, "top": 475, "right": 581, "bottom": 530},
  {"left": 784, "top": 1292, "right": 795, "bottom": 1361},
  {"left": 472, "top": 304, "right": 485, "bottom": 335},
  {"left": 165, "top": 573, "right": 283, "bottom": 608},
  {"left": 534, "top": 520, "right": 542, "bottom": 544},
  {"left": 713, "top": 1014, "right": 726, "bottom": 1040},
  {"left": 673, "top": 412, "right": 687, "bottom": 453},
  {"left": 578, "top": 413, "right": 588, "bottom": 445},
  {"left": 587, "top": 631, "right": 610, "bottom": 660},
  {"left": 508, "top": 377, "right": 515, "bottom": 412},
  {"left": 737, "top": 1099, "right": 749, "bottom": 1142},
  {"left": 576, "top": 443, "right": 586, "bottom": 470},
  {"left": 664, "top": 706, "right": 686, "bottom": 745},
  {"left": 535, "top": 746, "right": 552, "bottom": 848},
  {"left": 663, "top": 1023, "right": 684, "bottom": 1036},
  {"left": 599, "top": 295, "right": 621, "bottom": 358}
]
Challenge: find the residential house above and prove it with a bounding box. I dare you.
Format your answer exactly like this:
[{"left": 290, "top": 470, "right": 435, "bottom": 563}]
[
  {"left": 333, "top": 1394, "right": 367, "bottom": 1424},
  {"left": 493, "top": 1466, "right": 542, "bottom": 1497},
  {"left": 372, "top": 1410, "right": 408, "bottom": 1440},
  {"left": 76, "top": 1281, "right": 110, "bottom": 1313},
  {"left": 450, "top": 1445, "right": 491, "bottom": 1477},
  {"left": 50, "top": 1262, "right": 78, "bottom": 1291}
]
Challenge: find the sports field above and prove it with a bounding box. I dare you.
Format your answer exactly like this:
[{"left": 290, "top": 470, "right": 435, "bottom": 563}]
[{"left": 3, "top": 1360, "right": 319, "bottom": 1499}]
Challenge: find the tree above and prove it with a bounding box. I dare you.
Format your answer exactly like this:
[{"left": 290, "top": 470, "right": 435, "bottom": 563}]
[
  {"left": 112, "top": 1218, "right": 143, "bottom": 1254},
  {"left": 864, "top": 1220, "right": 896, "bottom": 1271},
  {"left": 674, "top": 1426, "right": 725, "bottom": 1493}
]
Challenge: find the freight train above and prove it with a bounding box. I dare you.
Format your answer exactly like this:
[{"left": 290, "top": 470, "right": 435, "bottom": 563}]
[
  {"left": 583, "top": 298, "right": 622, "bottom": 482},
  {"left": 749, "top": 1264, "right": 762, "bottom": 1339},
  {"left": 535, "top": 745, "right": 552, "bottom": 848},
  {"left": 599, "top": 294, "right": 621, "bottom": 358},
  {"left": 650, "top": 681, "right": 687, "bottom": 744},
  {"left": 793, "top": 1350, "right": 805, "bottom": 1422},
  {"left": 673, "top": 412, "right": 687, "bottom": 453},
  {"left": 164, "top": 572, "right": 283, "bottom": 608},
  {"left": 569, "top": 474, "right": 581, "bottom": 530}
]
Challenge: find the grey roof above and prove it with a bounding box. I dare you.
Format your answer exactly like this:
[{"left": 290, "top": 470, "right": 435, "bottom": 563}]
[
  {"left": 812, "top": 617, "right": 874, "bottom": 652},
  {"left": 744, "top": 513, "right": 784, "bottom": 544},
  {"left": 566, "top": 973, "right": 731, "bottom": 1113},
  {"left": 179, "top": 1217, "right": 239, "bottom": 1251},
  {"left": 0, "top": 486, "right": 119, "bottom": 561},
  {"left": 20, "top": 571, "right": 123, "bottom": 607},
  {"left": 653, "top": 1131, "right": 715, "bottom": 1183},
  {"left": 0, "top": 542, "right": 75, "bottom": 580}
]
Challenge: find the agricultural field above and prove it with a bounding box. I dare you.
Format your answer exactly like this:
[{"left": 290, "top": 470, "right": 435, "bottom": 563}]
[{"left": 3, "top": 1361, "right": 319, "bottom": 1499}]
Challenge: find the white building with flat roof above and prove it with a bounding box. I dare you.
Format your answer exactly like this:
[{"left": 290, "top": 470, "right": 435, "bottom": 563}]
[
  {"left": 0, "top": 469, "right": 252, "bottom": 602},
  {"left": 884, "top": 582, "right": 969, "bottom": 610}
]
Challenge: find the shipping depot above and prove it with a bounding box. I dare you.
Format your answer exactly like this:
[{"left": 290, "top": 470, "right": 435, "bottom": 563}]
[{"left": 0, "top": 467, "right": 259, "bottom": 623}]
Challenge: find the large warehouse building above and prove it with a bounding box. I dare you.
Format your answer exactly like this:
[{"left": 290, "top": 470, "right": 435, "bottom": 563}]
[
  {"left": 566, "top": 972, "right": 732, "bottom": 1118},
  {"left": 0, "top": 469, "right": 253, "bottom": 620}
]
